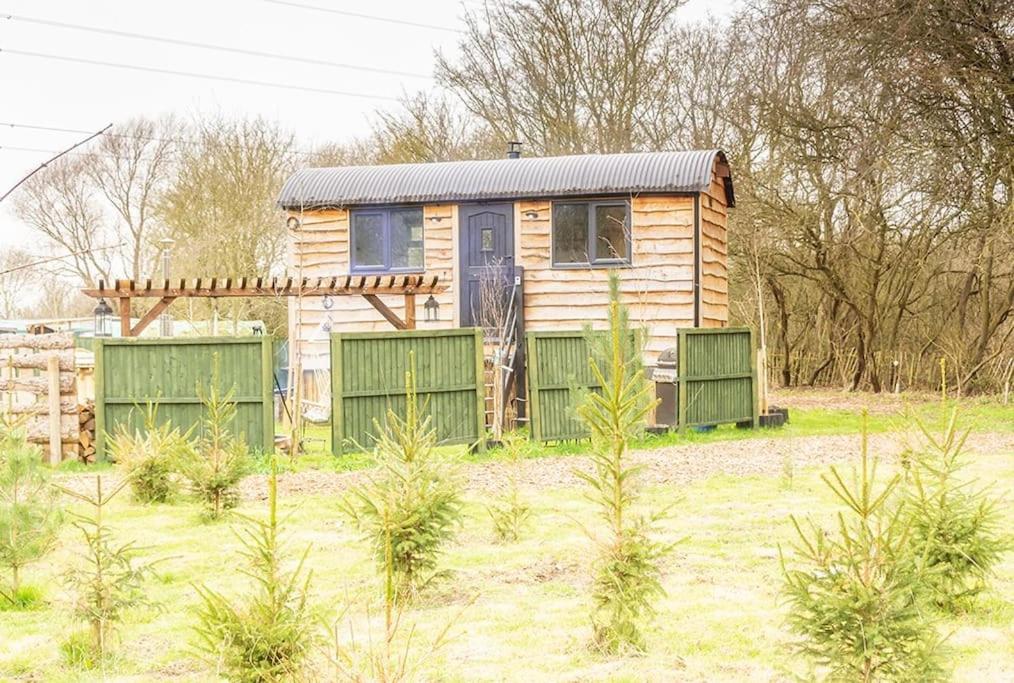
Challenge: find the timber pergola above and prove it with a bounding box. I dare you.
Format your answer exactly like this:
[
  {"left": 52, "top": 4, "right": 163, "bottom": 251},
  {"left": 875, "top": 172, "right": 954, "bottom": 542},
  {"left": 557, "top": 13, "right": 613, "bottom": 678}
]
[{"left": 81, "top": 275, "right": 445, "bottom": 337}]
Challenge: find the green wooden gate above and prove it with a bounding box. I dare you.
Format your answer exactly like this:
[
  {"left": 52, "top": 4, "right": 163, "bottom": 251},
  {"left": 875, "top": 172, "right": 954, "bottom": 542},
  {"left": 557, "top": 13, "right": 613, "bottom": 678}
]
[
  {"left": 678, "top": 328, "right": 758, "bottom": 428},
  {"left": 94, "top": 337, "right": 275, "bottom": 459},
  {"left": 526, "top": 327, "right": 758, "bottom": 442},
  {"left": 330, "top": 328, "right": 485, "bottom": 454},
  {"left": 525, "top": 331, "right": 602, "bottom": 442}
]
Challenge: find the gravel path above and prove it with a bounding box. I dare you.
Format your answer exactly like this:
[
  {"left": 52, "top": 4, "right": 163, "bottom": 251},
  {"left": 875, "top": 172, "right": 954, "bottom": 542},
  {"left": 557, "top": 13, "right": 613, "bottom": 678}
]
[
  {"left": 238, "top": 431, "right": 1014, "bottom": 500},
  {"left": 55, "top": 431, "right": 1013, "bottom": 502}
]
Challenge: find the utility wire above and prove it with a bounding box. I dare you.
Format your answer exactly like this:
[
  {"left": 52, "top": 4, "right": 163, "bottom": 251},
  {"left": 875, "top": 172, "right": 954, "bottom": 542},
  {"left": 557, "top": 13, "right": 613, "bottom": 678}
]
[
  {"left": 0, "top": 124, "right": 110, "bottom": 203},
  {"left": 0, "top": 12, "right": 432, "bottom": 80},
  {"left": 0, "top": 48, "right": 402, "bottom": 101},
  {"left": 0, "top": 242, "right": 125, "bottom": 277},
  {"left": 0, "top": 122, "right": 326, "bottom": 159},
  {"left": 263, "top": 0, "right": 465, "bottom": 34}
]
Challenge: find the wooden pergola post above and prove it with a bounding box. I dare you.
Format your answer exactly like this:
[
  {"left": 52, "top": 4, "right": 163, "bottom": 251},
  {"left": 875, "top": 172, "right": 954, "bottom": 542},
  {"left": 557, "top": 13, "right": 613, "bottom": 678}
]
[{"left": 118, "top": 297, "right": 131, "bottom": 337}]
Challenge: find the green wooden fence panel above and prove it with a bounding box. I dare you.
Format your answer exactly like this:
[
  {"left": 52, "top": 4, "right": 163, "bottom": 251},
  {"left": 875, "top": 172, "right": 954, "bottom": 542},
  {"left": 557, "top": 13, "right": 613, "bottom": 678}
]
[
  {"left": 526, "top": 331, "right": 601, "bottom": 442},
  {"left": 527, "top": 327, "right": 758, "bottom": 441},
  {"left": 94, "top": 337, "right": 274, "bottom": 459},
  {"left": 677, "top": 327, "right": 758, "bottom": 428},
  {"left": 330, "top": 328, "right": 485, "bottom": 454}
]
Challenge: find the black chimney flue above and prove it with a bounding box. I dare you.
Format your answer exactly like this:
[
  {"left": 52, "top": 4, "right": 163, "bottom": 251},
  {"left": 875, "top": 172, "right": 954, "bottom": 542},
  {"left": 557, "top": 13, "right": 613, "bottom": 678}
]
[{"left": 507, "top": 141, "right": 522, "bottom": 159}]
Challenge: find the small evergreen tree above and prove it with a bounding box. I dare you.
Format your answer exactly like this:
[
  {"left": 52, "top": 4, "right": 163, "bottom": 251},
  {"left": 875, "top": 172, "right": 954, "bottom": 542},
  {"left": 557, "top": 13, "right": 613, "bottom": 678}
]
[
  {"left": 57, "top": 476, "right": 157, "bottom": 664},
  {"left": 192, "top": 456, "right": 319, "bottom": 682},
  {"left": 0, "top": 420, "right": 62, "bottom": 607},
  {"left": 575, "top": 273, "right": 668, "bottom": 654},
  {"left": 180, "top": 356, "right": 250, "bottom": 520},
  {"left": 108, "top": 401, "right": 192, "bottom": 504},
  {"left": 781, "top": 412, "right": 946, "bottom": 681},
  {"left": 340, "top": 354, "right": 464, "bottom": 598},
  {"left": 903, "top": 408, "right": 1009, "bottom": 612},
  {"left": 486, "top": 429, "right": 532, "bottom": 543}
]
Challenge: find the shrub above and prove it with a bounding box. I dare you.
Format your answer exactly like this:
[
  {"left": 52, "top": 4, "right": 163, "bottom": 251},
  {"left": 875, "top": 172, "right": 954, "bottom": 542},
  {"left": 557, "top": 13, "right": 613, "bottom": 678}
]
[
  {"left": 781, "top": 412, "right": 946, "bottom": 681},
  {"left": 341, "top": 355, "right": 464, "bottom": 599},
  {"left": 903, "top": 408, "right": 1009, "bottom": 612},
  {"left": 575, "top": 274, "right": 669, "bottom": 654},
  {"left": 0, "top": 420, "right": 62, "bottom": 607},
  {"left": 56, "top": 475, "right": 157, "bottom": 663},
  {"left": 180, "top": 356, "right": 250, "bottom": 520},
  {"left": 108, "top": 401, "right": 192, "bottom": 504},
  {"left": 486, "top": 429, "right": 532, "bottom": 543},
  {"left": 192, "top": 456, "right": 319, "bottom": 683},
  {"left": 60, "top": 629, "right": 103, "bottom": 670}
]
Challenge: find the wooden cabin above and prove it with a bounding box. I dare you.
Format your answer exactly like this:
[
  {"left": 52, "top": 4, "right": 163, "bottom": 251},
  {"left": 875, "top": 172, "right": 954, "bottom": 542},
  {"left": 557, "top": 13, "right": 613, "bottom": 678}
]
[{"left": 279, "top": 149, "right": 734, "bottom": 368}]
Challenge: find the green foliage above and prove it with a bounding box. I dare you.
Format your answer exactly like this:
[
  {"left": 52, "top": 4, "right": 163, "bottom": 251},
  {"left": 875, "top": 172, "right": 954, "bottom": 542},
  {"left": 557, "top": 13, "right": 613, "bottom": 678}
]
[
  {"left": 180, "top": 355, "right": 251, "bottom": 520},
  {"left": 0, "top": 583, "right": 44, "bottom": 611},
  {"left": 59, "top": 629, "right": 102, "bottom": 670},
  {"left": 0, "top": 420, "right": 62, "bottom": 606},
  {"left": 192, "top": 456, "right": 319, "bottom": 683},
  {"left": 902, "top": 409, "right": 1010, "bottom": 613},
  {"left": 781, "top": 413, "right": 946, "bottom": 681},
  {"left": 57, "top": 476, "right": 157, "bottom": 662},
  {"left": 341, "top": 355, "right": 464, "bottom": 598},
  {"left": 108, "top": 401, "right": 192, "bottom": 504},
  {"left": 575, "top": 274, "right": 668, "bottom": 654},
  {"left": 486, "top": 430, "right": 532, "bottom": 543}
]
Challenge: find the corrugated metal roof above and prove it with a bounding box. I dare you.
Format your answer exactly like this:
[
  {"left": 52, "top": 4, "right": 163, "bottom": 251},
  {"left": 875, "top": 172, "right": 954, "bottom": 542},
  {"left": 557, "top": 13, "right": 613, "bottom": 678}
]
[{"left": 277, "top": 149, "right": 734, "bottom": 209}]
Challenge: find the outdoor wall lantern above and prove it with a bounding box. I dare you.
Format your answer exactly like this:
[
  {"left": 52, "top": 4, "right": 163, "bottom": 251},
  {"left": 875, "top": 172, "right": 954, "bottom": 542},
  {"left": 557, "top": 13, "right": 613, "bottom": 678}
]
[
  {"left": 523, "top": 209, "right": 540, "bottom": 219},
  {"left": 93, "top": 298, "right": 113, "bottom": 337},
  {"left": 286, "top": 216, "right": 301, "bottom": 231},
  {"left": 424, "top": 295, "right": 440, "bottom": 322}
]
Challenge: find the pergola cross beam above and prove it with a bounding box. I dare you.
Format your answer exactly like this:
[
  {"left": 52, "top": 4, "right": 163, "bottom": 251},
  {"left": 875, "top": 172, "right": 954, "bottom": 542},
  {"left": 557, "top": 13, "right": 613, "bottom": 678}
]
[{"left": 81, "top": 274, "right": 445, "bottom": 336}]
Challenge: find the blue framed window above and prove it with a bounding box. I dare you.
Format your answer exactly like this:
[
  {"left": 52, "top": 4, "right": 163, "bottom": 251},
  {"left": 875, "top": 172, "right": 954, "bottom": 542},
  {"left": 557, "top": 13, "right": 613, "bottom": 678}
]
[
  {"left": 552, "top": 200, "right": 631, "bottom": 267},
  {"left": 350, "top": 207, "right": 425, "bottom": 273}
]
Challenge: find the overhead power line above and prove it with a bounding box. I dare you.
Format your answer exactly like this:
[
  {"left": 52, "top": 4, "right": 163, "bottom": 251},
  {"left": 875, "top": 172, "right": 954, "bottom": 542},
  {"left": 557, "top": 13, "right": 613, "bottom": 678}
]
[
  {"left": 263, "top": 0, "right": 465, "bottom": 34},
  {"left": 0, "top": 12, "right": 432, "bottom": 80},
  {"left": 0, "top": 124, "right": 110, "bottom": 203},
  {"left": 0, "top": 47, "right": 402, "bottom": 101},
  {"left": 0, "top": 122, "right": 325, "bottom": 158}
]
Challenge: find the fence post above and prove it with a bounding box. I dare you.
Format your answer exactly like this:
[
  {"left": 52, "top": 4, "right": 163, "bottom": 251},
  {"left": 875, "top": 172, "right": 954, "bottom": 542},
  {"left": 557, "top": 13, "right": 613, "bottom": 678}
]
[
  {"left": 677, "top": 329, "right": 688, "bottom": 432},
  {"left": 330, "top": 334, "right": 343, "bottom": 456},
  {"left": 94, "top": 339, "right": 105, "bottom": 460},
  {"left": 750, "top": 328, "right": 760, "bottom": 428},
  {"left": 473, "top": 327, "right": 486, "bottom": 452},
  {"left": 47, "top": 354, "right": 62, "bottom": 465},
  {"left": 260, "top": 336, "right": 275, "bottom": 454},
  {"left": 525, "top": 332, "right": 541, "bottom": 442}
]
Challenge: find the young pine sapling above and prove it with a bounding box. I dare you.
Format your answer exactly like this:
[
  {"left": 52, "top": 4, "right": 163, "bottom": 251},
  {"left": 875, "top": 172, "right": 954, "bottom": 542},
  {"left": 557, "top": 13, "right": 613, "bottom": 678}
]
[
  {"left": 57, "top": 476, "right": 157, "bottom": 664},
  {"left": 575, "top": 277, "right": 669, "bottom": 654},
  {"left": 903, "top": 408, "right": 1009, "bottom": 612},
  {"left": 486, "top": 429, "right": 532, "bottom": 543},
  {"left": 108, "top": 401, "right": 192, "bottom": 504},
  {"left": 192, "top": 456, "right": 319, "bottom": 682},
  {"left": 180, "top": 356, "right": 250, "bottom": 520},
  {"left": 781, "top": 411, "right": 946, "bottom": 681},
  {"left": 0, "top": 419, "right": 62, "bottom": 608},
  {"left": 341, "top": 354, "right": 464, "bottom": 599}
]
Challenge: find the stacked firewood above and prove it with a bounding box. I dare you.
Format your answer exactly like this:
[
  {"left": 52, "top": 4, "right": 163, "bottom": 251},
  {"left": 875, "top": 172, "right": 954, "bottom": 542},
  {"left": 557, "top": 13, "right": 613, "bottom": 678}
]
[{"left": 78, "top": 401, "right": 97, "bottom": 463}]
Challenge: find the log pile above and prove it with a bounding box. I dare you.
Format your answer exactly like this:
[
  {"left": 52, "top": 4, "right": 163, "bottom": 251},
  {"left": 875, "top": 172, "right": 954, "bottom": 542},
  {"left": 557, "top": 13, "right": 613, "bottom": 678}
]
[
  {"left": 78, "top": 401, "right": 97, "bottom": 463},
  {"left": 0, "top": 333, "right": 79, "bottom": 462}
]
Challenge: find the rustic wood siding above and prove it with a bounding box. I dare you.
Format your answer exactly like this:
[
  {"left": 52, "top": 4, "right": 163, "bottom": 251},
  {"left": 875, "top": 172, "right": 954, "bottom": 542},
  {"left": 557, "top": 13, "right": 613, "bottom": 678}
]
[
  {"left": 287, "top": 205, "right": 455, "bottom": 362},
  {"left": 700, "top": 170, "right": 730, "bottom": 327},
  {"left": 517, "top": 195, "right": 697, "bottom": 365},
  {"left": 287, "top": 159, "right": 732, "bottom": 367}
]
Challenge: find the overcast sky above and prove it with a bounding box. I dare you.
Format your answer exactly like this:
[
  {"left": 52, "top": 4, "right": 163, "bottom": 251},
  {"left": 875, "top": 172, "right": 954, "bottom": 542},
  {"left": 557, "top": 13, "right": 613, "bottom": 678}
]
[{"left": 0, "top": 0, "right": 738, "bottom": 253}]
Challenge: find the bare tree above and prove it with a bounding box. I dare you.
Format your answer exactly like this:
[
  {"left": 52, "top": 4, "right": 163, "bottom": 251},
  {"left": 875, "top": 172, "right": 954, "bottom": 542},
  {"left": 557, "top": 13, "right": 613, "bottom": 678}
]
[
  {"left": 12, "top": 157, "right": 112, "bottom": 285},
  {"left": 0, "top": 249, "right": 34, "bottom": 318},
  {"left": 83, "top": 117, "right": 177, "bottom": 281}
]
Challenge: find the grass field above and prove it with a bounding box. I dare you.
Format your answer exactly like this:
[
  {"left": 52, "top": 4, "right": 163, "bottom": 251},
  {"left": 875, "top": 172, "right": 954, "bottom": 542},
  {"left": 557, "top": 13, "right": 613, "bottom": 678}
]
[{"left": 3, "top": 394, "right": 1012, "bottom": 681}]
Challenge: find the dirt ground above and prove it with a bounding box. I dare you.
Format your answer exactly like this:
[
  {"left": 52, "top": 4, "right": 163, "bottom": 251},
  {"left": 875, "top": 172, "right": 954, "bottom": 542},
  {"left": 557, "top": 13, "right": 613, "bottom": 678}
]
[{"left": 232, "top": 431, "right": 1013, "bottom": 501}]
